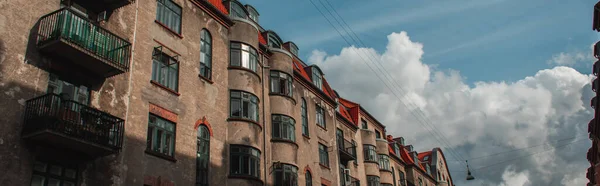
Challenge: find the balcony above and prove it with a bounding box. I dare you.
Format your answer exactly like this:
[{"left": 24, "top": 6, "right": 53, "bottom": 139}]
[
  {"left": 594, "top": 60, "right": 599, "bottom": 76},
  {"left": 594, "top": 78, "right": 598, "bottom": 92},
  {"left": 592, "top": 96, "right": 597, "bottom": 109},
  {"left": 22, "top": 94, "right": 124, "bottom": 157},
  {"left": 36, "top": 8, "right": 131, "bottom": 78},
  {"left": 337, "top": 137, "right": 357, "bottom": 164}
]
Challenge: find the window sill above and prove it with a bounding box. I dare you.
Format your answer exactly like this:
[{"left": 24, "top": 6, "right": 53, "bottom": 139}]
[
  {"left": 228, "top": 175, "right": 263, "bottom": 184},
  {"left": 302, "top": 134, "right": 311, "bottom": 140},
  {"left": 145, "top": 149, "right": 177, "bottom": 162},
  {"left": 227, "top": 117, "right": 262, "bottom": 130},
  {"left": 269, "top": 93, "right": 296, "bottom": 105},
  {"left": 151, "top": 80, "right": 180, "bottom": 96},
  {"left": 270, "top": 138, "right": 299, "bottom": 148},
  {"left": 319, "top": 163, "right": 330, "bottom": 170},
  {"left": 316, "top": 124, "right": 327, "bottom": 131},
  {"left": 379, "top": 169, "right": 392, "bottom": 173},
  {"left": 364, "top": 160, "right": 379, "bottom": 165},
  {"left": 227, "top": 66, "right": 261, "bottom": 82},
  {"left": 155, "top": 20, "right": 183, "bottom": 39},
  {"left": 198, "top": 74, "right": 214, "bottom": 84}
]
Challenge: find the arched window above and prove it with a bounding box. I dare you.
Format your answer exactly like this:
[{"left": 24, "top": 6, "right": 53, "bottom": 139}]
[
  {"left": 229, "top": 1, "right": 247, "bottom": 19},
  {"left": 392, "top": 167, "right": 396, "bottom": 186},
  {"left": 305, "top": 171, "right": 312, "bottom": 186},
  {"left": 196, "top": 126, "right": 210, "bottom": 186},
  {"left": 200, "top": 29, "right": 212, "bottom": 80},
  {"left": 301, "top": 98, "right": 308, "bottom": 136}
]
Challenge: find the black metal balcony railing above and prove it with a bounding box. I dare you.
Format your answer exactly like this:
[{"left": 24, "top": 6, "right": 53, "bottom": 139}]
[
  {"left": 22, "top": 94, "right": 124, "bottom": 155},
  {"left": 337, "top": 137, "right": 357, "bottom": 163},
  {"left": 36, "top": 8, "right": 131, "bottom": 77}
]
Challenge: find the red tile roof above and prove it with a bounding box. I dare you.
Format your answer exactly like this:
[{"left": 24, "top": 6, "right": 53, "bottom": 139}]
[
  {"left": 338, "top": 98, "right": 360, "bottom": 124},
  {"left": 293, "top": 59, "right": 311, "bottom": 81},
  {"left": 258, "top": 32, "right": 267, "bottom": 45},
  {"left": 338, "top": 105, "right": 354, "bottom": 123},
  {"left": 418, "top": 151, "right": 432, "bottom": 163},
  {"left": 207, "top": 0, "right": 229, "bottom": 15}
]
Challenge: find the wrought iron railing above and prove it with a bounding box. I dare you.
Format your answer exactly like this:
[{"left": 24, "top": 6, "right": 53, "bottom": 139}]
[
  {"left": 36, "top": 8, "right": 131, "bottom": 70},
  {"left": 23, "top": 93, "right": 124, "bottom": 150},
  {"left": 337, "top": 137, "right": 357, "bottom": 159}
]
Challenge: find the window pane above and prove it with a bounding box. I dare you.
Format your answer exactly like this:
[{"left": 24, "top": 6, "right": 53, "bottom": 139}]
[
  {"left": 231, "top": 49, "right": 241, "bottom": 66},
  {"left": 30, "top": 175, "right": 45, "bottom": 186}
]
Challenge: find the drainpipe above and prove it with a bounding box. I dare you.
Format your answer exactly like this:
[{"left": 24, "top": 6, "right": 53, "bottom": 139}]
[{"left": 262, "top": 52, "right": 269, "bottom": 186}]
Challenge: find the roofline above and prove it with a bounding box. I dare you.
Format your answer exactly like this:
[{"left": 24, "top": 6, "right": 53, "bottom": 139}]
[
  {"left": 244, "top": 4, "right": 259, "bottom": 15},
  {"left": 408, "top": 163, "right": 437, "bottom": 183},
  {"left": 190, "top": 0, "right": 234, "bottom": 27},
  {"left": 293, "top": 72, "right": 337, "bottom": 107},
  {"left": 359, "top": 106, "right": 386, "bottom": 130},
  {"left": 336, "top": 112, "right": 358, "bottom": 131},
  {"left": 433, "top": 147, "right": 454, "bottom": 184}
]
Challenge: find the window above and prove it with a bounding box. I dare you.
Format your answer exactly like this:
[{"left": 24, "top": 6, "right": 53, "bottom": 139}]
[
  {"left": 230, "top": 145, "right": 260, "bottom": 178},
  {"left": 200, "top": 29, "right": 212, "bottom": 80},
  {"left": 393, "top": 144, "right": 400, "bottom": 157},
  {"left": 392, "top": 168, "right": 396, "bottom": 186},
  {"left": 268, "top": 35, "right": 282, "bottom": 48},
  {"left": 305, "top": 171, "right": 312, "bottom": 186},
  {"left": 270, "top": 71, "right": 293, "bottom": 96},
  {"left": 229, "top": 2, "right": 247, "bottom": 19},
  {"left": 363, "top": 145, "right": 378, "bottom": 162},
  {"left": 156, "top": 0, "right": 182, "bottom": 34},
  {"left": 361, "top": 119, "right": 367, "bottom": 129},
  {"left": 272, "top": 114, "right": 296, "bottom": 142},
  {"left": 399, "top": 171, "right": 406, "bottom": 186},
  {"left": 147, "top": 114, "right": 176, "bottom": 157},
  {"left": 290, "top": 46, "right": 299, "bottom": 56},
  {"left": 418, "top": 178, "right": 423, "bottom": 186},
  {"left": 152, "top": 49, "right": 179, "bottom": 91},
  {"left": 423, "top": 156, "right": 429, "bottom": 161},
  {"left": 367, "top": 176, "right": 380, "bottom": 186},
  {"left": 312, "top": 68, "right": 322, "bottom": 89},
  {"left": 230, "top": 42, "right": 258, "bottom": 72},
  {"left": 318, "top": 143, "right": 329, "bottom": 167},
  {"left": 378, "top": 154, "right": 390, "bottom": 171},
  {"left": 230, "top": 90, "right": 259, "bottom": 122},
  {"left": 47, "top": 74, "right": 90, "bottom": 105},
  {"left": 246, "top": 6, "right": 259, "bottom": 23},
  {"left": 301, "top": 98, "right": 309, "bottom": 136},
  {"left": 273, "top": 164, "right": 298, "bottom": 186},
  {"left": 375, "top": 130, "right": 381, "bottom": 139},
  {"left": 381, "top": 184, "right": 393, "bottom": 186},
  {"left": 30, "top": 160, "right": 77, "bottom": 186},
  {"left": 196, "top": 126, "right": 210, "bottom": 186},
  {"left": 316, "top": 105, "right": 325, "bottom": 128}
]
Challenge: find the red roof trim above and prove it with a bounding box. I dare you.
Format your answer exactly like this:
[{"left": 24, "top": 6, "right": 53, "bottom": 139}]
[{"left": 206, "top": 0, "right": 229, "bottom": 15}]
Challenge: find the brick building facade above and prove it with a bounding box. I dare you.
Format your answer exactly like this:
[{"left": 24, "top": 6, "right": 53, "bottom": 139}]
[{"left": 0, "top": 0, "right": 453, "bottom": 185}]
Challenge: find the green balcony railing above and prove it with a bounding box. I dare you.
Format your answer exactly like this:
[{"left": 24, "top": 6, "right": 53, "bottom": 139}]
[{"left": 37, "top": 8, "right": 131, "bottom": 71}]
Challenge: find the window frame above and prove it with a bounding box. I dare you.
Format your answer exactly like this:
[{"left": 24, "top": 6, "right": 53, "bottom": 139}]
[
  {"left": 301, "top": 98, "right": 309, "bottom": 136},
  {"left": 363, "top": 145, "right": 378, "bottom": 162},
  {"left": 229, "top": 145, "right": 261, "bottom": 178},
  {"left": 146, "top": 114, "right": 176, "bottom": 158},
  {"left": 230, "top": 42, "right": 259, "bottom": 73},
  {"left": 367, "top": 175, "right": 380, "bottom": 186},
  {"left": 311, "top": 67, "right": 323, "bottom": 90},
  {"left": 272, "top": 114, "right": 296, "bottom": 142},
  {"left": 196, "top": 125, "right": 210, "bottom": 186},
  {"left": 229, "top": 1, "right": 248, "bottom": 19},
  {"left": 361, "top": 119, "right": 368, "bottom": 129},
  {"left": 156, "top": 0, "right": 182, "bottom": 34},
  {"left": 305, "top": 171, "right": 312, "bottom": 186},
  {"left": 315, "top": 104, "right": 326, "bottom": 128},
  {"left": 273, "top": 163, "right": 298, "bottom": 186},
  {"left": 229, "top": 90, "right": 260, "bottom": 122},
  {"left": 30, "top": 160, "right": 78, "bottom": 186},
  {"left": 318, "top": 143, "right": 329, "bottom": 167},
  {"left": 199, "top": 29, "right": 212, "bottom": 80},
  {"left": 399, "top": 171, "right": 406, "bottom": 186},
  {"left": 378, "top": 154, "right": 391, "bottom": 171},
  {"left": 151, "top": 48, "right": 180, "bottom": 92},
  {"left": 270, "top": 70, "right": 293, "bottom": 97}
]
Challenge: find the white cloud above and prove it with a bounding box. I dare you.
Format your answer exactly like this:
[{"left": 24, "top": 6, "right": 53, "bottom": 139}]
[
  {"left": 310, "top": 31, "right": 593, "bottom": 185},
  {"left": 499, "top": 167, "right": 530, "bottom": 186},
  {"left": 547, "top": 52, "right": 590, "bottom": 66}
]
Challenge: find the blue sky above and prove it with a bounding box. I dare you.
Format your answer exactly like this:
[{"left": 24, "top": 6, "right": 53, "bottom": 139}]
[{"left": 246, "top": 0, "right": 598, "bottom": 84}]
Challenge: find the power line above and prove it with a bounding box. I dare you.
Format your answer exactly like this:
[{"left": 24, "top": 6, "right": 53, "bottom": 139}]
[{"left": 311, "top": 0, "right": 470, "bottom": 166}]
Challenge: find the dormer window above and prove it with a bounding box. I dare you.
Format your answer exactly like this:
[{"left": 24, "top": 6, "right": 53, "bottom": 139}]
[
  {"left": 245, "top": 5, "right": 259, "bottom": 23},
  {"left": 393, "top": 143, "right": 400, "bottom": 156},
  {"left": 289, "top": 44, "right": 299, "bottom": 56},
  {"left": 311, "top": 67, "right": 322, "bottom": 90},
  {"left": 423, "top": 156, "right": 429, "bottom": 161},
  {"left": 229, "top": 1, "right": 247, "bottom": 19},
  {"left": 268, "top": 34, "right": 282, "bottom": 48}
]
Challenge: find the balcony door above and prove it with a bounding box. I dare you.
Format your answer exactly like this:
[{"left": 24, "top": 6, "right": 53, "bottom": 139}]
[{"left": 47, "top": 74, "right": 90, "bottom": 105}]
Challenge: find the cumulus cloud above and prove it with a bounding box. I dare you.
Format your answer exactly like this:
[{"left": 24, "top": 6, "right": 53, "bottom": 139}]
[{"left": 310, "top": 31, "right": 594, "bottom": 185}]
